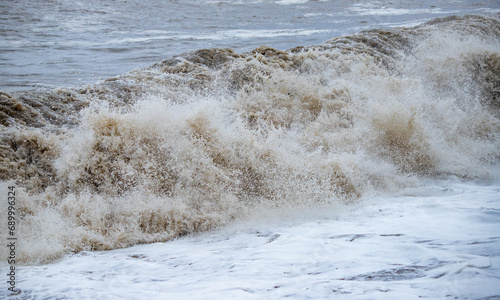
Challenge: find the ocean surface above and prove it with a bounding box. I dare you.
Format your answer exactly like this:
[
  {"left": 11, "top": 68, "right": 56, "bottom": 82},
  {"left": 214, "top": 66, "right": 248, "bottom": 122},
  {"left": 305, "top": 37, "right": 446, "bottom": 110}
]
[
  {"left": 1, "top": 0, "right": 499, "bottom": 91},
  {"left": 1, "top": 0, "right": 500, "bottom": 299}
]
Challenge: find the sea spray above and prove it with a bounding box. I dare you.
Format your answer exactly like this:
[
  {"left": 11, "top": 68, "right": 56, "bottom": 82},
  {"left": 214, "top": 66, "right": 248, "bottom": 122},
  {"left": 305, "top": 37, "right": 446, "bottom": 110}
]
[{"left": 1, "top": 15, "right": 499, "bottom": 264}]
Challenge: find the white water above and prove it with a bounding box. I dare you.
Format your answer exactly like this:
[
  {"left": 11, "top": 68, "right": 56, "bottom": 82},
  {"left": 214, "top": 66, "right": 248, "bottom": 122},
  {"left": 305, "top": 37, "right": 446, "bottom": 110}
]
[
  {"left": 1, "top": 1, "right": 500, "bottom": 299},
  {"left": 8, "top": 182, "right": 500, "bottom": 299}
]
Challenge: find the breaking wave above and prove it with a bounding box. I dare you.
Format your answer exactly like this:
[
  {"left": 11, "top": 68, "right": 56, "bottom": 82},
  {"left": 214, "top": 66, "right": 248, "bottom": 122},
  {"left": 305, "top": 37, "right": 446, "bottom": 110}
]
[{"left": 1, "top": 15, "right": 499, "bottom": 264}]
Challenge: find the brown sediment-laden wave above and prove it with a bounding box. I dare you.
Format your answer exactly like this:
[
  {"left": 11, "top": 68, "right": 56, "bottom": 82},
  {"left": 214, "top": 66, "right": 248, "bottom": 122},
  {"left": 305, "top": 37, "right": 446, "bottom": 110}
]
[{"left": 1, "top": 15, "right": 499, "bottom": 264}]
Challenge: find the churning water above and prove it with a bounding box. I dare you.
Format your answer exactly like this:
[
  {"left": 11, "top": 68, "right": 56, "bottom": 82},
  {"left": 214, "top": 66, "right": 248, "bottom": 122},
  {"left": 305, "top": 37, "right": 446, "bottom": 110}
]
[
  {"left": 1, "top": 1, "right": 500, "bottom": 298},
  {"left": 1, "top": 0, "right": 498, "bottom": 90}
]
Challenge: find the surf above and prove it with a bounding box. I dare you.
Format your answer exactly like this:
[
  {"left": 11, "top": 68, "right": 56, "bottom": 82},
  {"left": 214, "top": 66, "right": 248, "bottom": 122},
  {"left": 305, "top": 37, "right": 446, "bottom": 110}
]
[{"left": 1, "top": 15, "right": 499, "bottom": 264}]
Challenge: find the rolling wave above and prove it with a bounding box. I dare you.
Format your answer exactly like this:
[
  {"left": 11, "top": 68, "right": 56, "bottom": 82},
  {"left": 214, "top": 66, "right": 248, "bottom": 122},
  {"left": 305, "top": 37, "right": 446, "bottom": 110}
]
[{"left": 1, "top": 15, "right": 499, "bottom": 264}]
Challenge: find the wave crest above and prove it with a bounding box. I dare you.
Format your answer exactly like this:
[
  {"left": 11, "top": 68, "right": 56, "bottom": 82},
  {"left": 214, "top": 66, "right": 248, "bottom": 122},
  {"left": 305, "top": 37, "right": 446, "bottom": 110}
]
[{"left": 1, "top": 15, "right": 500, "bottom": 264}]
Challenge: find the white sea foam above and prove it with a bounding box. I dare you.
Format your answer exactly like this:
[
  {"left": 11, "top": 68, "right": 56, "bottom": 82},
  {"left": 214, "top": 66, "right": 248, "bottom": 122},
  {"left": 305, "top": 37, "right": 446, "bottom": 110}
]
[
  {"left": 1, "top": 15, "right": 499, "bottom": 267},
  {"left": 348, "top": 5, "right": 452, "bottom": 16},
  {"left": 0, "top": 12, "right": 499, "bottom": 300},
  {"left": 5, "top": 182, "right": 499, "bottom": 299}
]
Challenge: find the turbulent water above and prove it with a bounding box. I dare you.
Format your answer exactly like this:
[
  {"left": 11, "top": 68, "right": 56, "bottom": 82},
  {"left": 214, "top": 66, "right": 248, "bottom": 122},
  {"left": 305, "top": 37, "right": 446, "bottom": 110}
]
[
  {"left": 1, "top": 0, "right": 499, "bottom": 91},
  {"left": 1, "top": 14, "right": 500, "bottom": 266}
]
